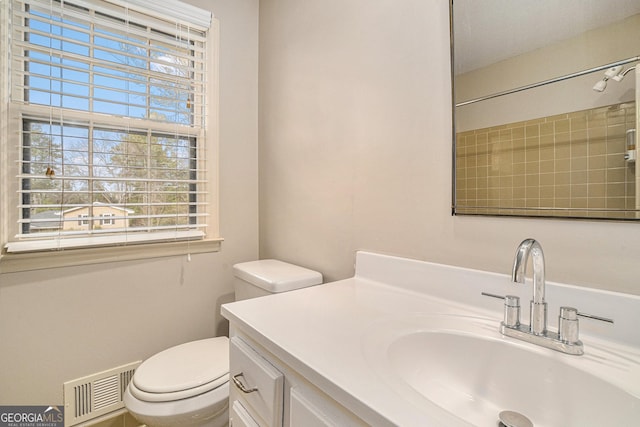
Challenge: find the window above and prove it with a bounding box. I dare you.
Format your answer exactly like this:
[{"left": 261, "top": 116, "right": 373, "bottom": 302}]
[
  {"left": 100, "top": 213, "right": 115, "bottom": 226},
  {"left": 0, "top": 0, "right": 220, "bottom": 270}
]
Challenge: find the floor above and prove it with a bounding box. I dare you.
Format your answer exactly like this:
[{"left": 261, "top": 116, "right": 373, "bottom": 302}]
[{"left": 84, "top": 411, "right": 142, "bottom": 427}]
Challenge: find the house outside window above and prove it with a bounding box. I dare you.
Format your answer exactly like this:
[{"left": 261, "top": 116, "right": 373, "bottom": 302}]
[{"left": 0, "top": 0, "right": 221, "bottom": 271}]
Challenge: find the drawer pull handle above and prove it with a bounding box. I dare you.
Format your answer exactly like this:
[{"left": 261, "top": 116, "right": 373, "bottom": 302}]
[{"left": 232, "top": 373, "right": 258, "bottom": 394}]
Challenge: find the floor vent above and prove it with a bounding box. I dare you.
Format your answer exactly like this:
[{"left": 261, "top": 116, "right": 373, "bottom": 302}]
[{"left": 63, "top": 361, "right": 141, "bottom": 427}]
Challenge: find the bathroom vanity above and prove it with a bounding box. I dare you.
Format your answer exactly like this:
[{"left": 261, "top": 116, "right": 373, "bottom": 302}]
[{"left": 221, "top": 251, "right": 640, "bottom": 426}]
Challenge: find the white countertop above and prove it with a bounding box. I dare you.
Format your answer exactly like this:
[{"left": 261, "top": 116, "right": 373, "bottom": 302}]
[{"left": 221, "top": 251, "right": 640, "bottom": 426}]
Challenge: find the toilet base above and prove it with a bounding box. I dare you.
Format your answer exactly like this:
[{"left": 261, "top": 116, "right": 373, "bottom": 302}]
[{"left": 129, "top": 407, "right": 228, "bottom": 427}]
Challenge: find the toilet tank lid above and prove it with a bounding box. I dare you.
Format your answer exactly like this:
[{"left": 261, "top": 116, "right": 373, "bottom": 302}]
[{"left": 233, "top": 259, "right": 322, "bottom": 292}]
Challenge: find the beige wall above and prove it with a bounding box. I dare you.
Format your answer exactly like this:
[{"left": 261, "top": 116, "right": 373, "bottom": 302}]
[
  {"left": 0, "top": 0, "right": 259, "bottom": 405},
  {"left": 258, "top": 0, "right": 640, "bottom": 296}
]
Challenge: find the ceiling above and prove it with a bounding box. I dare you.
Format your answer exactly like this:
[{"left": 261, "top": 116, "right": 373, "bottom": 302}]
[{"left": 453, "top": 0, "right": 640, "bottom": 74}]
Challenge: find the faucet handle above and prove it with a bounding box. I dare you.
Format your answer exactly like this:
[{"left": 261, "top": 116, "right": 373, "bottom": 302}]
[
  {"left": 576, "top": 311, "right": 614, "bottom": 324},
  {"left": 481, "top": 292, "right": 521, "bottom": 328},
  {"left": 558, "top": 307, "right": 580, "bottom": 344},
  {"left": 503, "top": 295, "right": 521, "bottom": 328},
  {"left": 558, "top": 307, "right": 614, "bottom": 345},
  {"left": 481, "top": 292, "right": 506, "bottom": 300}
]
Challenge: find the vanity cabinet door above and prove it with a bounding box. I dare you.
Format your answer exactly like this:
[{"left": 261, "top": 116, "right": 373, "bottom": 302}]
[
  {"left": 289, "top": 387, "right": 369, "bottom": 427},
  {"left": 230, "top": 336, "right": 284, "bottom": 427},
  {"left": 290, "top": 387, "right": 333, "bottom": 426},
  {"left": 230, "top": 401, "right": 261, "bottom": 427}
]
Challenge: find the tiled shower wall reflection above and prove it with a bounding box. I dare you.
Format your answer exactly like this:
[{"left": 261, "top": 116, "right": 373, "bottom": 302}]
[{"left": 455, "top": 102, "right": 636, "bottom": 219}]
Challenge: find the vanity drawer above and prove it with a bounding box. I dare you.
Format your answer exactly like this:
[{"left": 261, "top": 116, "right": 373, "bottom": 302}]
[{"left": 230, "top": 336, "right": 284, "bottom": 427}]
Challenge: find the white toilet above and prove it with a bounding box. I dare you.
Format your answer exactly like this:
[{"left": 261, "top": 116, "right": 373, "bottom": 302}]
[{"left": 124, "top": 259, "right": 322, "bottom": 427}]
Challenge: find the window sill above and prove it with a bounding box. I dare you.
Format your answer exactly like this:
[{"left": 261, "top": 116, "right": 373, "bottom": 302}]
[{"left": 0, "top": 238, "right": 223, "bottom": 273}]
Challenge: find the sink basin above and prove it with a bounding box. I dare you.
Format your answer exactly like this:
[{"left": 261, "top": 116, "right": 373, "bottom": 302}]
[{"left": 364, "top": 314, "right": 640, "bottom": 426}]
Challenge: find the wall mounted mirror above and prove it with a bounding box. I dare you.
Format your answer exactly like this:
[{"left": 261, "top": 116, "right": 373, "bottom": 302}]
[{"left": 452, "top": 0, "right": 640, "bottom": 220}]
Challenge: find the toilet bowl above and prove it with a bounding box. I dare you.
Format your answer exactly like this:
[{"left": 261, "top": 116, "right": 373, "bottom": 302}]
[
  {"left": 124, "top": 337, "right": 230, "bottom": 427},
  {"left": 124, "top": 379, "right": 229, "bottom": 427},
  {"left": 124, "top": 260, "right": 322, "bottom": 427}
]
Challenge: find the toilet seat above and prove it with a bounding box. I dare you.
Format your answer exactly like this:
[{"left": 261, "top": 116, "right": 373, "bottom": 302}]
[{"left": 130, "top": 337, "right": 229, "bottom": 403}]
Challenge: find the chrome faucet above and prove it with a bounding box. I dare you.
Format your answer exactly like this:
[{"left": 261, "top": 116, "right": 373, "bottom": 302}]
[
  {"left": 482, "top": 238, "right": 614, "bottom": 356},
  {"left": 511, "top": 238, "right": 547, "bottom": 335}
]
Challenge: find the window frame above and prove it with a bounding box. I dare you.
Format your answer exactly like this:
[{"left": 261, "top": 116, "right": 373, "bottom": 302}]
[{"left": 0, "top": 2, "right": 221, "bottom": 273}]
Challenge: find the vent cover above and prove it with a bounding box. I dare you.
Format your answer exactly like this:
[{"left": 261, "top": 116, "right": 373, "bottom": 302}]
[{"left": 63, "top": 361, "right": 141, "bottom": 427}]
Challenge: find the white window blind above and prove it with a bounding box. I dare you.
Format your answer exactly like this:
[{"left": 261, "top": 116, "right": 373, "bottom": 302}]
[{"left": 6, "top": 0, "right": 212, "bottom": 253}]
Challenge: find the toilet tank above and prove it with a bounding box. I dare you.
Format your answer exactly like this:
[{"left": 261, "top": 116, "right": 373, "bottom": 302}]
[{"left": 232, "top": 259, "right": 323, "bottom": 301}]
